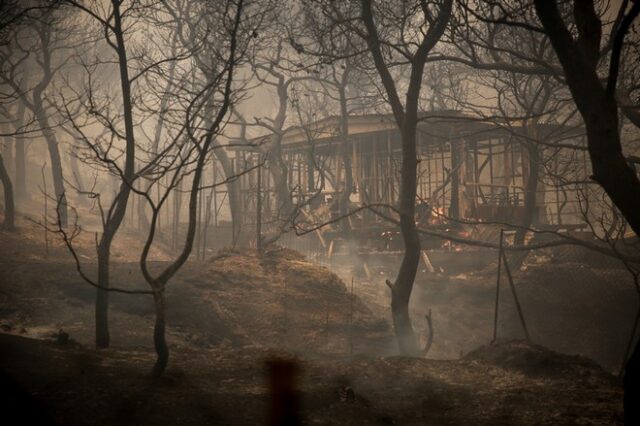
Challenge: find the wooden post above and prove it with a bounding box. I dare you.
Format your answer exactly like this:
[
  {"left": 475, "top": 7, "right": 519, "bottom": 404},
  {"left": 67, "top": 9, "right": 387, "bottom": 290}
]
[
  {"left": 424, "top": 308, "right": 434, "bottom": 356},
  {"left": 363, "top": 262, "right": 372, "bottom": 280},
  {"left": 449, "top": 141, "right": 461, "bottom": 219},
  {"left": 492, "top": 229, "right": 503, "bottom": 342},
  {"left": 421, "top": 251, "right": 435, "bottom": 273}
]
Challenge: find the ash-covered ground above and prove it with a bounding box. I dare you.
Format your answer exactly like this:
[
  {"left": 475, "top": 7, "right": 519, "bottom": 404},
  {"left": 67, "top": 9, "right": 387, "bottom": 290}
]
[{"left": 0, "top": 214, "right": 632, "bottom": 425}]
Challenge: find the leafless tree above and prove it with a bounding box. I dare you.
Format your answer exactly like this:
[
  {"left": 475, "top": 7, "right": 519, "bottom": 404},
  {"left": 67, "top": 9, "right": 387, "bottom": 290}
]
[
  {"left": 135, "top": 0, "right": 249, "bottom": 376},
  {"left": 0, "top": 150, "right": 14, "bottom": 228},
  {"left": 162, "top": 0, "right": 256, "bottom": 247},
  {"left": 0, "top": 3, "right": 78, "bottom": 226},
  {"left": 529, "top": 1, "right": 640, "bottom": 421},
  {"left": 60, "top": 0, "right": 151, "bottom": 348},
  {"left": 301, "top": 0, "right": 453, "bottom": 355}
]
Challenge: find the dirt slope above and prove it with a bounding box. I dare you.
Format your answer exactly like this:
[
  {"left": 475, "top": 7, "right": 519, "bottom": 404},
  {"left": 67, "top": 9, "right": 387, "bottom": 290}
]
[{"left": 199, "top": 248, "right": 391, "bottom": 353}]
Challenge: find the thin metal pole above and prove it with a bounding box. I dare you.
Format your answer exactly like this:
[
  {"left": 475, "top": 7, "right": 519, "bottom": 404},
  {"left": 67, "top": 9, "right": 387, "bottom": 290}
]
[
  {"left": 41, "top": 163, "right": 49, "bottom": 257},
  {"left": 157, "top": 181, "right": 161, "bottom": 233},
  {"left": 213, "top": 162, "right": 218, "bottom": 227},
  {"left": 325, "top": 302, "right": 330, "bottom": 353},
  {"left": 196, "top": 181, "right": 203, "bottom": 259},
  {"left": 283, "top": 275, "right": 287, "bottom": 348},
  {"left": 501, "top": 248, "right": 531, "bottom": 342},
  {"left": 349, "top": 276, "right": 354, "bottom": 356},
  {"left": 131, "top": 191, "right": 135, "bottom": 228},
  {"left": 256, "top": 156, "right": 262, "bottom": 253},
  {"left": 202, "top": 193, "right": 212, "bottom": 260},
  {"left": 492, "top": 229, "right": 503, "bottom": 342}
]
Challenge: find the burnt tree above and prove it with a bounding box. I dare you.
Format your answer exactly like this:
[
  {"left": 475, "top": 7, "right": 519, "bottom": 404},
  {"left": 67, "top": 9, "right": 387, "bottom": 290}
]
[
  {"left": 532, "top": 1, "right": 640, "bottom": 422},
  {"left": 360, "top": 0, "right": 453, "bottom": 355}
]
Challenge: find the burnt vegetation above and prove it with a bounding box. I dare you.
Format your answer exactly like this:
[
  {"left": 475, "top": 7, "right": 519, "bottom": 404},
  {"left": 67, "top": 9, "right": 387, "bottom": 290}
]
[{"left": 1, "top": 0, "right": 640, "bottom": 424}]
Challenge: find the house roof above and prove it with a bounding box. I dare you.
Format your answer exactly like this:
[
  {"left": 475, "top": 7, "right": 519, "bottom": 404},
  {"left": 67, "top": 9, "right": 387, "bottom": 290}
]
[{"left": 230, "top": 110, "right": 584, "bottom": 151}]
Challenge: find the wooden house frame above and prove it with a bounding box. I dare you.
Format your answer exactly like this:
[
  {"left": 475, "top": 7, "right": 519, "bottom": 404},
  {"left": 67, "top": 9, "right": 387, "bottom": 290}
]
[{"left": 230, "top": 111, "right": 589, "bottom": 234}]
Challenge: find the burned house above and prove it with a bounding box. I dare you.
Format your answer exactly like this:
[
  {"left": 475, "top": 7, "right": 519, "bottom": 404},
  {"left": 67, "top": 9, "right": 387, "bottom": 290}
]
[{"left": 228, "top": 111, "right": 589, "bottom": 250}]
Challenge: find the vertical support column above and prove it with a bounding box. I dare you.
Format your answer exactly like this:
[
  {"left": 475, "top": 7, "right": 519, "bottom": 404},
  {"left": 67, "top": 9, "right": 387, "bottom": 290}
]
[
  {"left": 504, "top": 138, "right": 512, "bottom": 206},
  {"left": 492, "top": 229, "right": 503, "bottom": 342},
  {"left": 488, "top": 140, "right": 495, "bottom": 203},
  {"left": 449, "top": 140, "right": 462, "bottom": 219}
]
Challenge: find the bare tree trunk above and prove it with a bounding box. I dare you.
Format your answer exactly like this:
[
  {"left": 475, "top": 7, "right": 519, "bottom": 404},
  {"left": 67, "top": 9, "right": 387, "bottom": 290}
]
[
  {"left": 94, "top": 0, "right": 137, "bottom": 348},
  {"left": 138, "top": 37, "right": 179, "bottom": 237},
  {"left": 34, "top": 101, "right": 67, "bottom": 227},
  {"left": 533, "top": 2, "right": 640, "bottom": 421},
  {"left": 151, "top": 289, "right": 168, "bottom": 377},
  {"left": 14, "top": 134, "right": 26, "bottom": 199},
  {"left": 14, "top": 84, "right": 27, "bottom": 200},
  {"left": 360, "top": 0, "right": 452, "bottom": 356},
  {"left": 338, "top": 84, "right": 353, "bottom": 235},
  {"left": 138, "top": 0, "right": 244, "bottom": 375},
  {"left": 267, "top": 142, "right": 292, "bottom": 221},
  {"left": 625, "top": 339, "right": 640, "bottom": 424},
  {"left": 2, "top": 137, "right": 12, "bottom": 176},
  {"left": 391, "top": 120, "right": 422, "bottom": 356},
  {"left": 585, "top": 111, "right": 640, "bottom": 232},
  {"left": 533, "top": 0, "right": 640, "bottom": 235},
  {"left": 138, "top": 190, "right": 150, "bottom": 233},
  {"left": 95, "top": 242, "right": 111, "bottom": 347},
  {"left": 69, "top": 146, "right": 82, "bottom": 190},
  {"left": 265, "top": 77, "right": 292, "bottom": 223},
  {"left": 212, "top": 144, "right": 241, "bottom": 245},
  {"left": 0, "top": 153, "right": 15, "bottom": 230}
]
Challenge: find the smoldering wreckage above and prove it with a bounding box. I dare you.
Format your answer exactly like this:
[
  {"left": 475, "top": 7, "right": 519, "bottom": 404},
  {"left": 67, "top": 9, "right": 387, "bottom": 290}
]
[{"left": 1, "top": 0, "right": 640, "bottom": 425}]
